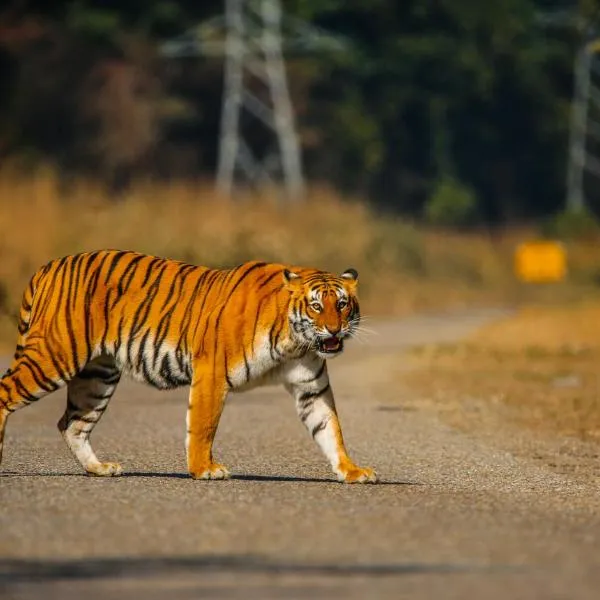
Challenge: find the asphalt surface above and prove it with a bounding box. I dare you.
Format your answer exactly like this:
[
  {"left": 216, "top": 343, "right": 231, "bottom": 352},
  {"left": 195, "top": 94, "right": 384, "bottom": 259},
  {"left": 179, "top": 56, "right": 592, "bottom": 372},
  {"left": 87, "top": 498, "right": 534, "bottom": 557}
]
[{"left": 1, "top": 308, "right": 599, "bottom": 599}]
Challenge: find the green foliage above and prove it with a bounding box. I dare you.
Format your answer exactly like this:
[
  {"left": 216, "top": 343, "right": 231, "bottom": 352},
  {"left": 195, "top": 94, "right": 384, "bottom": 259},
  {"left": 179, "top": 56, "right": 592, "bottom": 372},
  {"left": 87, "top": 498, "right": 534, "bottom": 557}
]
[
  {"left": 66, "top": 3, "right": 122, "bottom": 41},
  {"left": 540, "top": 208, "right": 600, "bottom": 240},
  {"left": 0, "top": 0, "right": 582, "bottom": 224},
  {"left": 424, "top": 178, "right": 479, "bottom": 227}
]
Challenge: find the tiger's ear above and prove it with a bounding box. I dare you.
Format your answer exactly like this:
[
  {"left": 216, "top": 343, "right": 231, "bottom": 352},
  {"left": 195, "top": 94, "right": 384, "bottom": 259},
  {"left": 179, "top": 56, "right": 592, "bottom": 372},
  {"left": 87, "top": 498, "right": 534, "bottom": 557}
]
[
  {"left": 341, "top": 268, "right": 358, "bottom": 291},
  {"left": 341, "top": 268, "right": 358, "bottom": 281},
  {"left": 283, "top": 269, "right": 302, "bottom": 287}
]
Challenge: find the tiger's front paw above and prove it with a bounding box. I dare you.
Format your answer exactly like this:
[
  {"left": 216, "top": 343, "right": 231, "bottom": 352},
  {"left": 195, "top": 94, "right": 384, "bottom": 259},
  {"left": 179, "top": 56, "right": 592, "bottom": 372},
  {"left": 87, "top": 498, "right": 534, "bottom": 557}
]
[
  {"left": 336, "top": 464, "right": 378, "bottom": 484},
  {"left": 86, "top": 462, "right": 123, "bottom": 477},
  {"left": 190, "top": 463, "right": 230, "bottom": 481}
]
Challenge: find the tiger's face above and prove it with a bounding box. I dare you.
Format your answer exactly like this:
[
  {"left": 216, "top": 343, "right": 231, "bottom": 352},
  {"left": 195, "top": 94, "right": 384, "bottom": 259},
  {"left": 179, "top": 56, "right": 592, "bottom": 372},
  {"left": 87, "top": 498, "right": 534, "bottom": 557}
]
[{"left": 284, "top": 267, "right": 360, "bottom": 359}]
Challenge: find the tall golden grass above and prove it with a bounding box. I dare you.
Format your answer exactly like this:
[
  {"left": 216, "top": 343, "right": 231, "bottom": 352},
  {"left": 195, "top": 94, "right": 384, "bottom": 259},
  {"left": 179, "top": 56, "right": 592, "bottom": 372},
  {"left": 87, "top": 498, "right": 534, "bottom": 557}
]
[
  {"left": 405, "top": 301, "right": 600, "bottom": 441},
  {"left": 0, "top": 165, "right": 598, "bottom": 349}
]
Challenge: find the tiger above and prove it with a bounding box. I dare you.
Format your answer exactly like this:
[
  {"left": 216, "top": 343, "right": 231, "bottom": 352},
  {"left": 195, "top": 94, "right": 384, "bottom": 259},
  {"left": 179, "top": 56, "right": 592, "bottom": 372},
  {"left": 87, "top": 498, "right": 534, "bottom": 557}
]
[{"left": 0, "top": 250, "right": 377, "bottom": 483}]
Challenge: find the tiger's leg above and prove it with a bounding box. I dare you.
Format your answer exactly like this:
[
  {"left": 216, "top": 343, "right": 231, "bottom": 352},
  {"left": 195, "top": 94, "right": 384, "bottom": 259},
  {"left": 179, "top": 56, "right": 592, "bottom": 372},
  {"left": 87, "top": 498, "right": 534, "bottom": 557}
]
[
  {"left": 0, "top": 345, "right": 69, "bottom": 467},
  {"left": 0, "top": 404, "right": 8, "bottom": 466},
  {"left": 286, "top": 360, "right": 378, "bottom": 484},
  {"left": 57, "top": 355, "right": 122, "bottom": 477},
  {"left": 186, "top": 368, "right": 229, "bottom": 480}
]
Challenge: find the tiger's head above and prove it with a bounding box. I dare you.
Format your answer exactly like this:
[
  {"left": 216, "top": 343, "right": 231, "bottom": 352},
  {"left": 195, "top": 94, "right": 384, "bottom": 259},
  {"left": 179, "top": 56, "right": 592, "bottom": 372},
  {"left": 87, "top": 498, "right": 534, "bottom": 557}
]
[{"left": 283, "top": 267, "right": 360, "bottom": 359}]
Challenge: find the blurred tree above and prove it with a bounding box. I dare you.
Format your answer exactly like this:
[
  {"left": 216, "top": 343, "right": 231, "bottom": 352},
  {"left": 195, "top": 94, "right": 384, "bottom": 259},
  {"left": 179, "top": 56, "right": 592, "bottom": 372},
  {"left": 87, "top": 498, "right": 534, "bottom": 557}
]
[{"left": 0, "top": 0, "right": 586, "bottom": 223}]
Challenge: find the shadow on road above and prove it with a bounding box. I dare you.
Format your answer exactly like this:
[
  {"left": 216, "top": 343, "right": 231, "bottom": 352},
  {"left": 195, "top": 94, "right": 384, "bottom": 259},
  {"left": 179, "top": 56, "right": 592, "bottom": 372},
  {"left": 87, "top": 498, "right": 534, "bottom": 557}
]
[
  {"left": 0, "top": 555, "right": 519, "bottom": 585},
  {"left": 1, "top": 471, "right": 419, "bottom": 485}
]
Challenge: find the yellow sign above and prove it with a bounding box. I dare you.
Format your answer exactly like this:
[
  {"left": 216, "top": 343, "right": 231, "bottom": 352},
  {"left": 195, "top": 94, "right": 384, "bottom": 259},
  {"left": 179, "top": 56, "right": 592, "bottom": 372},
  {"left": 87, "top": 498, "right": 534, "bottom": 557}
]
[{"left": 514, "top": 241, "right": 567, "bottom": 283}]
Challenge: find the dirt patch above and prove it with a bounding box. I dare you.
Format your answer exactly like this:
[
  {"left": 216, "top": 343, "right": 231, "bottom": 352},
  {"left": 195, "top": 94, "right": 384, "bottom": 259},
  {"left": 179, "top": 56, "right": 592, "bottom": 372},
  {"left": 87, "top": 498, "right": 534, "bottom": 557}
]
[{"left": 401, "top": 302, "right": 600, "bottom": 483}]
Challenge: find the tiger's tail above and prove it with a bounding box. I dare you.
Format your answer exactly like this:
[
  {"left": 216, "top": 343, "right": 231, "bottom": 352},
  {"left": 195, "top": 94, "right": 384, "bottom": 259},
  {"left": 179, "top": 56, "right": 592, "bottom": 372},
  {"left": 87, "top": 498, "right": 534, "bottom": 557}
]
[
  {"left": 0, "top": 269, "right": 41, "bottom": 465},
  {"left": 12, "top": 270, "right": 39, "bottom": 364}
]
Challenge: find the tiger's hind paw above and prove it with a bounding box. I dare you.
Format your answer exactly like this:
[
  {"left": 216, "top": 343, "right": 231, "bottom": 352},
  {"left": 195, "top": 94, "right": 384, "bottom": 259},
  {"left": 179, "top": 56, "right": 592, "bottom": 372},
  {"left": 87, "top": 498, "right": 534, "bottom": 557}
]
[
  {"left": 86, "top": 462, "right": 123, "bottom": 477},
  {"left": 190, "top": 463, "right": 230, "bottom": 481}
]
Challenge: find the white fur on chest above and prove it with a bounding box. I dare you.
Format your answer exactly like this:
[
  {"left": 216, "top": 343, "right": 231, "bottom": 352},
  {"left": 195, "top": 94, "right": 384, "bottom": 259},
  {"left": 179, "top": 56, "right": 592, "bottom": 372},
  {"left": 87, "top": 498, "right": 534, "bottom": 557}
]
[{"left": 229, "top": 335, "right": 322, "bottom": 393}]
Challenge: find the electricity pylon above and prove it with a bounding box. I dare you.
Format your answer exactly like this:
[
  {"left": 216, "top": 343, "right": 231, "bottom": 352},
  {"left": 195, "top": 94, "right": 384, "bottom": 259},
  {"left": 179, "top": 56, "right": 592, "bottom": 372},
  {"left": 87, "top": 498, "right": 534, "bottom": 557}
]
[
  {"left": 536, "top": 9, "right": 600, "bottom": 213},
  {"left": 161, "top": 1, "right": 347, "bottom": 202}
]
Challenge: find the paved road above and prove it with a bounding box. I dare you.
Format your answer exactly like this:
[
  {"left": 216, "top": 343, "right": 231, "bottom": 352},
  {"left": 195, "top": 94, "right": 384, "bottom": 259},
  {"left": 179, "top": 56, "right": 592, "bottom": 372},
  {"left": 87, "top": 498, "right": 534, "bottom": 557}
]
[{"left": 1, "top": 308, "right": 599, "bottom": 599}]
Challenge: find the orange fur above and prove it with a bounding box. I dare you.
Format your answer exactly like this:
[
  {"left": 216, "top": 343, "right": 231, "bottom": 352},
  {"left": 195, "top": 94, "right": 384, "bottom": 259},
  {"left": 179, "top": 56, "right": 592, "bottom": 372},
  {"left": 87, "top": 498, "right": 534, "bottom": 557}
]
[{"left": 0, "top": 250, "right": 376, "bottom": 482}]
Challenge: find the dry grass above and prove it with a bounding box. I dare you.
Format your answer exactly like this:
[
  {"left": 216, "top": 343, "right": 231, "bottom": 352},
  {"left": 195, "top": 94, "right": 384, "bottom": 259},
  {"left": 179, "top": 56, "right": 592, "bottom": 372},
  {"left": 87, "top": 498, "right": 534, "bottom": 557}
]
[
  {"left": 405, "top": 301, "right": 600, "bottom": 441},
  {"left": 0, "top": 165, "right": 599, "bottom": 354}
]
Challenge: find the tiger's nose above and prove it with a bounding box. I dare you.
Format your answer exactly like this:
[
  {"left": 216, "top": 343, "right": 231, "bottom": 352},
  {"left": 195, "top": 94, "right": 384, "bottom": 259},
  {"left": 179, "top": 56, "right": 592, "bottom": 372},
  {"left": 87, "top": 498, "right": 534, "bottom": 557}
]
[{"left": 326, "top": 325, "right": 341, "bottom": 336}]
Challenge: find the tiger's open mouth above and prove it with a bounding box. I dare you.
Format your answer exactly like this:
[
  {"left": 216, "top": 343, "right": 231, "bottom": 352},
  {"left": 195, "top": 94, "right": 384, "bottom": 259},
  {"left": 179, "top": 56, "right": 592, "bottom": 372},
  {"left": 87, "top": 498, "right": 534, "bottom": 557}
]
[{"left": 317, "top": 336, "right": 344, "bottom": 354}]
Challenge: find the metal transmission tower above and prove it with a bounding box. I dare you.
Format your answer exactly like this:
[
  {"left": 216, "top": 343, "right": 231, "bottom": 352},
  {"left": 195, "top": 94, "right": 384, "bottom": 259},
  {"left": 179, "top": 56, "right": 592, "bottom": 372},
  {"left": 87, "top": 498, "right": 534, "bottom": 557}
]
[
  {"left": 565, "top": 36, "right": 600, "bottom": 213},
  {"left": 160, "top": 2, "right": 347, "bottom": 201},
  {"left": 537, "top": 9, "right": 600, "bottom": 213},
  {"left": 218, "top": 0, "right": 302, "bottom": 200}
]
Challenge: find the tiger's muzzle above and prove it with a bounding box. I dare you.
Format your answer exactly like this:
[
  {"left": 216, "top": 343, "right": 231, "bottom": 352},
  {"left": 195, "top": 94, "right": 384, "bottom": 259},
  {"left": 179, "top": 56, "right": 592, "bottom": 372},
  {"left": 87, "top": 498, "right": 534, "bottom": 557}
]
[{"left": 316, "top": 335, "right": 344, "bottom": 356}]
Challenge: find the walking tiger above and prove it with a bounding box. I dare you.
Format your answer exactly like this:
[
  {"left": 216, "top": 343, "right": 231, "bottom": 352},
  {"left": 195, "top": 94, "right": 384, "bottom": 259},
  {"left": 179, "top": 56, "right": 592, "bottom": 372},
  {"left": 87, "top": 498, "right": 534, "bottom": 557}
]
[{"left": 0, "top": 250, "right": 377, "bottom": 483}]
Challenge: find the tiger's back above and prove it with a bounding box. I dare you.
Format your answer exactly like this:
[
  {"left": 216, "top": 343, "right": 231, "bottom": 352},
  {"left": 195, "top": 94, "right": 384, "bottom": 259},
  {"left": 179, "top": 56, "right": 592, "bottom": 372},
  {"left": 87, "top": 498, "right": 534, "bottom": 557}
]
[{"left": 16, "top": 250, "right": 289, "bottom": 389}]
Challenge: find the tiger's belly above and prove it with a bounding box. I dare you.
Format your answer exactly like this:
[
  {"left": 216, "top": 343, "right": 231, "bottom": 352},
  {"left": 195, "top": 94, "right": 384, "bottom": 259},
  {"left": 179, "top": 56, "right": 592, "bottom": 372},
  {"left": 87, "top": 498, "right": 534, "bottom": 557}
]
[
  {"left": 113, "top": 343, "right": 192, "bottom": 390},
  {"left": 231, "top": 364, "right": 286, "bottom": 393}
]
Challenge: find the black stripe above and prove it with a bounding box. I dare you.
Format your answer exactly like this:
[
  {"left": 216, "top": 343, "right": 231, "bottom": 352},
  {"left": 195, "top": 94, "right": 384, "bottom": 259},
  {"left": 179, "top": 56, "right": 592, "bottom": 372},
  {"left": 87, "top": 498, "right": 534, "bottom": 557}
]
[
  {"left": 45, "top": 341, "right": 70, "bottom": 382},
  {"left": 159, "top": 354, "right": 188, "bottom": 388},
  {"left": 14, "top": 377, "right": 38, "bottom": 402},
  {"left": 257, "top": 270, "right": 281, "bottom": 290},
  {"left": 153, "top": 312, "right": 173, "bottom": 368},
  {"left": 71, "top": 254, "right": 88, "bottom": 358},
  {"left": 127, "top": 267, "right": 166, "bottom": 366},
  {"left": 180, "top": 269, "right": 211, "bottom": 340},
  {"left": 152, "top": 267, "right": 195, "bottom": 367},
  {"left": 242, "top": 347, "right": 250, "bottom": 382},
  {"left": 298, "top": 383, "right": 330, "bottom": 405},
  {"left": 222, "top": 262, "right": 266, "bottom": 306},
  {"left": 194, "top": 271, "right": 225, "bottom": 349},
  {"left": 131, "top": 264, "right": 167, "bottom": 337},
  {"left": 81, "top": 251, "right": 100, "bottom": 283},
  {"left": 298, "top": 361, "right": 326, "bottom": 384},
  {"left": 104, "top": 250, "right": 132, "bottom": 284},
  {"left": 87, "top": 252, "right": 111, "bottom": 299},
  {"left": 141, "top": 257, "right": 163, "bottom": 287},
  {"left": 118, "top": 254, "right": 145, "bottom": 296},
  {"left": 82, "top": 258, "right": 100, "bottom": 360},
  {"left": 33, "top": 258, "right": 67, "bottom": 321},
  {"left": 77, "top": 414, "right": 102, "bottom": 424},
  {"left": 0, "top": 380, "right": 12, "bottom": 396},
  {"left": 211, "top": 262, "right": 268, "bottom": 353},
  {"left": 115, "top": 315, "right": 126, "bottom": 352},
  {"left": 135, "top": 329, "right": 152, "bottom": 371},
  {"left": 310, "top": 419, "right": 328, "bottom": 438},
  {"left": 268, "top": 317, "right": 286, "bottom": 360},
  {"left": 142, "top": 350, "right": 163, "bottom": 388},
  {"left": 62, "top": 256, "right": 80, "bottom": 367},
  {"left": 19, "top": 357, "right": 59, "bottom": 392},
  {"left": 77, "top": 366, "right": 120, "bottom": 382},
  {"left": 88, "top": 390, "right": 115, "bottom": 401},
  {"left": 100, "top": 287, "right": 113, "bottom": 353},
  {"left": 158, "top": 268, "right": 182, "bottom": 313},
  {"left": 250, "top": 282, "right": 284, "bottom": 344}
]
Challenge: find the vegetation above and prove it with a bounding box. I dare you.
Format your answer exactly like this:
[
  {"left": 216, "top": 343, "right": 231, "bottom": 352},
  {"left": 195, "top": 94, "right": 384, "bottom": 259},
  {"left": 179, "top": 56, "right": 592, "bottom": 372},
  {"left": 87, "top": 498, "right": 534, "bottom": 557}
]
[
  {"left": 0, "top": 168, "right": 599, "bottom": 350},
  {"left": 405, "top": 301, "right": 600, "bottom": 442},
  {"left": 0, "top": 1, "right": 595, "bottom": 222}
]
